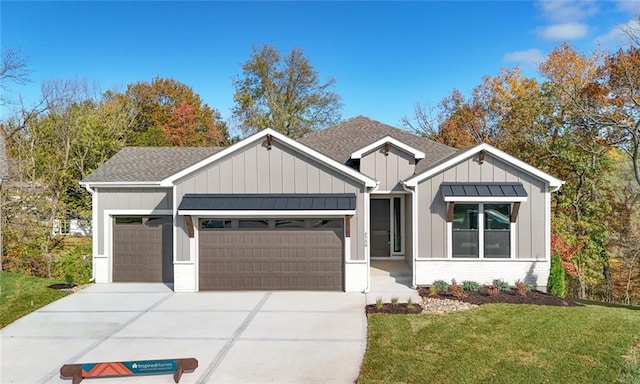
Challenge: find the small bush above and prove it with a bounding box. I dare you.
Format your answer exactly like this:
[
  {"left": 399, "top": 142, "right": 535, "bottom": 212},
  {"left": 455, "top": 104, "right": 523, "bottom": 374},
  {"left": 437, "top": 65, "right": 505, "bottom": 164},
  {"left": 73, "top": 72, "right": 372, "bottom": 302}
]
[
  {"left": 462, "top": 280, "right": 480, "bottom": 291},
  {"left": 428, "top": 285, "right": 439, "bottom": 297},
  {"left": 375, "top": 297, "right": 384, "bottom": 309},
  {"left": 406, "top": 297, "right": 414, "bottom": 308},
  {"left": 433, "top": 280, "right": 449, "bottom": 292},
  {"left": 485, "top": 285, "right": 499, "bottom": 297},
  {"left": 515, "top": 280, "right": 530, "bottom": 296},
  {"left": 493, "top": 279, "right": 510, "bottom": 291},
  {"left": 448, "top": 280, "right": 466, "bottom": 298},
  {"left": 548, "top": 253, "right": 566, "bottom": 298},
  {"left": 390, "top": 296, "right": 399, "bottom": 305}
]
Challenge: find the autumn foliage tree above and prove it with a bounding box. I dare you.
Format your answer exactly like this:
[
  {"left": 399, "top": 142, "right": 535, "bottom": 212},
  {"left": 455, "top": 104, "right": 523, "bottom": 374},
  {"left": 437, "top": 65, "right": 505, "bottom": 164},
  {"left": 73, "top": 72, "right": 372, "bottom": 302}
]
[
  {"left": 123, "top": 77, "right": 228, "bottom": 147},
  {"left": 407, "top": 43, "right": 640, "bottom": 302}
]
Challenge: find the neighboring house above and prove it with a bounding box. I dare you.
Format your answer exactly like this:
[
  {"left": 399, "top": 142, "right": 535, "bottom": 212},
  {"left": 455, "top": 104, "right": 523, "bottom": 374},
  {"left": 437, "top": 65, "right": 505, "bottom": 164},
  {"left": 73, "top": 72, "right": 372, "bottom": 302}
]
[
  {"left": 0, "top": 132, "right": 9, "bottom": 264},
  {"left": 80, "top": 116, "right": 563, "bottom": 292}
]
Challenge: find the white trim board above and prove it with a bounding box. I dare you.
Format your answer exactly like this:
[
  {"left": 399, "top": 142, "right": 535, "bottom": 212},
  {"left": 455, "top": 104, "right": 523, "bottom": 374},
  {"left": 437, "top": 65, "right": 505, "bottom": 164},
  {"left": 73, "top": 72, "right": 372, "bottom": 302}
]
[
  {"left": 161, "top": 128, "right": 378, "bottom": 188},
  {"left": 351, "top": 136, "right": 425, "bottom": 160},
  {"left": 403, "top": 143, "right": 564, "bottom": 188}
]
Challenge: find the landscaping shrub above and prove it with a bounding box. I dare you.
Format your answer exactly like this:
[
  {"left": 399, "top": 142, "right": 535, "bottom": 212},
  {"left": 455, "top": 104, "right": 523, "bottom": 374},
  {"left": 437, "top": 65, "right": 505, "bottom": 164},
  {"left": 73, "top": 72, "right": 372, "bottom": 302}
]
[
  {"left": 493, "top": 279, "right": 510, "bottom": 291},
  {"left": 485, "top": 284, "right": 499, "bottom": 297},
  {"left": 448, "top": 280, "right": 466, "bottom": 298},
  {"left": 515, "top": 280, "right": 530, "bottom": 296},
  {"left": 548, "top": 253, "right": 566, "bottom": 298},
  {"left": 462, "top": 280, "right": 480, "bottom": 291},
  {"left": 428, "top": 285, "right": 438, "bottom": 297},
  {"left": 52, "top": 239, "right": 92, "bottom": 285},
  {"left": 433, "top": 280, "right": 449, "bottom": 292}
]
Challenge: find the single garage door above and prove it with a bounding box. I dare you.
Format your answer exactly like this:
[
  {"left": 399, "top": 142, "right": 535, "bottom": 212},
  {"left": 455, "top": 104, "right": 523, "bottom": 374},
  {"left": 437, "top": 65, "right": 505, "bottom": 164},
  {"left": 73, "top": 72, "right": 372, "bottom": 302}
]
[
  {"left": 199, "top": 218, "right": 343, "bottom": 290},
  {"left": 113, "top": 216, "right": 173, "bottom": 283}
]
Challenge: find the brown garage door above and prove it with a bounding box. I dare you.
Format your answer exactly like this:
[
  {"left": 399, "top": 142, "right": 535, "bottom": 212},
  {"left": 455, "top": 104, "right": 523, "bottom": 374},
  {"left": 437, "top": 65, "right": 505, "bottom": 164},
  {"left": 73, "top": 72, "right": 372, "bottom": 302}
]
[
  {"left": 199, "top": 218, "right": 343, "bottom": 290},
  {"left": 113, "top": 216, "right": 173, "bottom": 283}
]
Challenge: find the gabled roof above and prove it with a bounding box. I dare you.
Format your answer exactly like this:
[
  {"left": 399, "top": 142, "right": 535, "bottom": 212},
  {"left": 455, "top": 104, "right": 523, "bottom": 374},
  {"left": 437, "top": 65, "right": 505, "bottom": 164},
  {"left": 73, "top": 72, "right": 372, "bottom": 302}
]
[
  {"left": 0, "top": 132, "right": 8, "bottom": 182},
  {"left": 350, "top": 136, "right": 425, "bottom": 160},
  {"left": 298, "top": 116, "right": 456, "bottom": 173},
  {"left": 81, "top": 147, "right": 224, "bottom": 184},
  {"left": 404, "top": 143, "right": 564, "bottom": 188},
  {"left": 164, "top": 128, "right": 377, "bottom": 187}
]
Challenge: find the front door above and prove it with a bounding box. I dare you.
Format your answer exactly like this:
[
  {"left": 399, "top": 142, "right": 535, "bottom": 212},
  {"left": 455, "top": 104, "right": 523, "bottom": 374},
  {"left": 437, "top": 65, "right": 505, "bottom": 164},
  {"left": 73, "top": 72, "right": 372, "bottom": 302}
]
[{"left": 371, "top": 199, "right": 391, "bottom": 257}]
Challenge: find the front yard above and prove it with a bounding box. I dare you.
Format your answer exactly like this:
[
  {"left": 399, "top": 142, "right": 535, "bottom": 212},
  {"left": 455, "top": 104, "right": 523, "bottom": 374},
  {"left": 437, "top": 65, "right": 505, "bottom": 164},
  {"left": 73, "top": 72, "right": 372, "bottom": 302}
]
[
  {"left": 358, "top": 303, "right": 640, "bottom": 384},
  {"left": 0, "top": 272, "right": 68, "bottom": 328}
]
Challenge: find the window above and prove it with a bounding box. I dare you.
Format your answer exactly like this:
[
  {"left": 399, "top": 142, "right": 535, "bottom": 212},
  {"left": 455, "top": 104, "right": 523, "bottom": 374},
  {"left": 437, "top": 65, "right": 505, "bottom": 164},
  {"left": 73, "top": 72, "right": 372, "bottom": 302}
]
[
  {"left": 201, "top": 219, "right": 232, "bottom": 229},
  {"left": 452, "top": 204, "right": 479, "bottom": 258},
  {"left": 275, "top": 219, "right": 306, "bottom": 229},
  {"left": 115, "top": 217, "right": 143, "bottom": 225},
  {"left": 484, "top": 204, "right": 510, "bottom": 258},
  {"left": 393, "top": 197, "right": 402, "bottom": 253},
  {"left": 451, "top": 203, "right": 512, "bottom": 259},
  {"left": 238, "top": 219, "right": 269, "bottom": 229}
]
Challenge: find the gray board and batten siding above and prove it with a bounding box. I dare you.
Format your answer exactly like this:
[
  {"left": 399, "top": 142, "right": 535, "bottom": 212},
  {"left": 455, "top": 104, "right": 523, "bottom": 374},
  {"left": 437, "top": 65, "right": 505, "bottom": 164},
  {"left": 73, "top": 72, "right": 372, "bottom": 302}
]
[
  {"left": 359, "top": 145, "right": 416, "bottom": 192},
  {"left": 417, "top": 152, "right": 548, "bottom": 260},
  {"left": 174, "top": 139, "right": 367, "bottom": 263},
  {"left": 95, "top": 187, "right": 172, "bottom": 255}
]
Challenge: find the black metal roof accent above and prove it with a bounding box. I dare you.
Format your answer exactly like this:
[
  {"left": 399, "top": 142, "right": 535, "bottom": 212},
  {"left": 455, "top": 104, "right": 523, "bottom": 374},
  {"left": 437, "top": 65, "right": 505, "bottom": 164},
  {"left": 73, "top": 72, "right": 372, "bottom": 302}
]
[
  {"left": 178, "top": 193, "right": 357, "bottom": 211},
  {"left": 440, "top": 182, "right": 528, "bottom": 199}
]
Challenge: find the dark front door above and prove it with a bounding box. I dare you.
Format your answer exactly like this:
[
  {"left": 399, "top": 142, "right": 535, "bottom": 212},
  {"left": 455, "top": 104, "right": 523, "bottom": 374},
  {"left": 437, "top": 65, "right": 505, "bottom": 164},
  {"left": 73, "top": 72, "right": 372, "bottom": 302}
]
[{"left": 370, "top": 199, "right": 390, "bottom": 257}]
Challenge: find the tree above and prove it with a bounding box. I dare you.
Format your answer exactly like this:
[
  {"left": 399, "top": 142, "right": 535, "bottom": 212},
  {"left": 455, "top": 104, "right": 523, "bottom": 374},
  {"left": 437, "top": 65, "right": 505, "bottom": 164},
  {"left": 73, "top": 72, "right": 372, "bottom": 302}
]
[
  {"left": 123, "top": 77, "right": 228, "bottom": 146},
  {"left": 548, "top": 253, "right": 567, "bottom": 297},
  {"left": 1, "top": 48, "right": 31, "bottom": 91},
  {"left": 232, "top": 44, "right": 342, "bottom": 138}
]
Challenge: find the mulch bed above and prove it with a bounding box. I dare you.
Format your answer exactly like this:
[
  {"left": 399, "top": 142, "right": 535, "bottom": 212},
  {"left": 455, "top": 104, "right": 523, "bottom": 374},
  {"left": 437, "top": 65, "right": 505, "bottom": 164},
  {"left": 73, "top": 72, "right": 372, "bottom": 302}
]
[
  {"left": 417, "top": 287, "right": 580, "bottom": 307},
  {"left": 366, "top": 289, "right": 580, "bottom": 314}
]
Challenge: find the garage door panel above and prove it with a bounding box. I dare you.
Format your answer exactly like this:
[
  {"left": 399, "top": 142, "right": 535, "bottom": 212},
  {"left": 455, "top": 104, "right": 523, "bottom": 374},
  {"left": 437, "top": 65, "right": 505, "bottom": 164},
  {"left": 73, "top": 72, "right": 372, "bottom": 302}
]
[
  {"left": 199, "top": 226, "right": 343, "bottom": 291},
  {"left": 113, "top": 216, "right": 173, "bottom": 283}
]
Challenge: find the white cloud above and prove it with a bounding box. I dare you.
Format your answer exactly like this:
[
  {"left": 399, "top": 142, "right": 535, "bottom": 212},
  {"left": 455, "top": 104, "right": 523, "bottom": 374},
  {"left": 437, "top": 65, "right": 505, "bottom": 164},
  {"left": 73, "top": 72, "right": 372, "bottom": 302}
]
[
  {"left": 538, "top": 22, "right": 588, "bottom": 40},
  {"left": 595, "top": 18, "right": 640, "bottom": 46},
  {"left": 538, "top": 0, "right": 599, "bottom": 23},
  {"left": 503, "top": 49, "right": 546, "bottom": 69},
  {"left": 616, "top": 0, "right": 640, "bottom": 14}
]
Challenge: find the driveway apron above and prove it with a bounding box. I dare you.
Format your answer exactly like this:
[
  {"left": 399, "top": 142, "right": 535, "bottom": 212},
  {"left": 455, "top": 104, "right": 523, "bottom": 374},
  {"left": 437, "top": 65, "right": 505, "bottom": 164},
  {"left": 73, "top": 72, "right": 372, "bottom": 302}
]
[{"left": 0, "top": 284, "right": 367, "bottom": 384}]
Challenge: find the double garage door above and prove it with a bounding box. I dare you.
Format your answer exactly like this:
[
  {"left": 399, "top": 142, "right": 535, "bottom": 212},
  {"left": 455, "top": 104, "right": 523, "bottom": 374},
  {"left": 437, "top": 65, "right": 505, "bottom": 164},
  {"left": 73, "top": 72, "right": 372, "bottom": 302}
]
[{"left": 199, "top": 218, "right": 344, "bottom": 291}]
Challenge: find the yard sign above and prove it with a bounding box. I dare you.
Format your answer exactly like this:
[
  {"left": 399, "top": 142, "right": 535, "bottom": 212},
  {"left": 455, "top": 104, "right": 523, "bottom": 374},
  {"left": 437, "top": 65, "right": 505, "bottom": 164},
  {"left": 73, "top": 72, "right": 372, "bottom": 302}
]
[{"left": 60, "top": 357, "right": 198, "bottom": 383}]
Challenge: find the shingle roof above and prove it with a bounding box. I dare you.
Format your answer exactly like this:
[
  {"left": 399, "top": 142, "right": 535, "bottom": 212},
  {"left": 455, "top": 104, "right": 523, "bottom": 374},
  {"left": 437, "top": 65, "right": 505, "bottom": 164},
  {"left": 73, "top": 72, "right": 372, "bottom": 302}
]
[
  {"left": 297, "top": 116, "right": 456, "bottom": 174},
  {"left": 81, "top": 147, "right": 224, "bottom": 183},
  {"left": 178, "top": 193, "right": 356, "bottom": 211},
  {"left": 82, "top": 116, "right": 457, "bottom": 184},
  {"left": 0, "top": 133, "right": 9, "bottom": 181}
]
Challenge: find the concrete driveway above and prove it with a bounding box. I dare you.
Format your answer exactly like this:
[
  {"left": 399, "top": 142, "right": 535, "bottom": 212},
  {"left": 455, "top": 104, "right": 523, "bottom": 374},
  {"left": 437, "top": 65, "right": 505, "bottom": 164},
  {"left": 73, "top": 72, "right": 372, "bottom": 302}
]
[{"left": 1, "top": 284, "right": 367, "bottom": 384}]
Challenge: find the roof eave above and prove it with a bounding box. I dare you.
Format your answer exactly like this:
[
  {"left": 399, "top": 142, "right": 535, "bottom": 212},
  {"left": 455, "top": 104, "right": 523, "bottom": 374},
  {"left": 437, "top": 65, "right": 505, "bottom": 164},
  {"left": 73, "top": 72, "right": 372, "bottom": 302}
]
[
  {"left": 162, "top": 128, "right": 378, "bottom": 188},
  {"left": 403, "top": 143, "right": 564, "bottom": 188}
]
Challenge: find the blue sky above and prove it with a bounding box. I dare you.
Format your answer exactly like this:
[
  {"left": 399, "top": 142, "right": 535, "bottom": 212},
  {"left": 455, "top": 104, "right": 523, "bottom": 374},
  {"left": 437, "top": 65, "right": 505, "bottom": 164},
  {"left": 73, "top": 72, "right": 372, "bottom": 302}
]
[{"left": 2, "top": 1, "right": 639, "bottom": 133}]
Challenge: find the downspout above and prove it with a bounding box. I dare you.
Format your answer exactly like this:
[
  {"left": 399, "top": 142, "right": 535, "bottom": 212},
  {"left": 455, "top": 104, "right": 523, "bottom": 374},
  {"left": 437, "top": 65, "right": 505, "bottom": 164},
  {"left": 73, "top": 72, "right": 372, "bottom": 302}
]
[
  {"left": 83, "top": 184, "right": 97, "bottom": 283},
  {"left": 401, "top": 181, "right": 418, "bottom": 289}
]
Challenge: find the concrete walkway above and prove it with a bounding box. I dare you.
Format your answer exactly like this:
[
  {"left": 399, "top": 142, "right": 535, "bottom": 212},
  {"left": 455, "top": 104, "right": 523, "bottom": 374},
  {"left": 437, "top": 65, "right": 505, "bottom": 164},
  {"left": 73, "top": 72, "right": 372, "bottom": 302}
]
[
  {"left": 1, "top": 284, "right": 367, "bottom": 384},
  {"left": 365, "top": 260, "right": 422, "bottom": 305}
]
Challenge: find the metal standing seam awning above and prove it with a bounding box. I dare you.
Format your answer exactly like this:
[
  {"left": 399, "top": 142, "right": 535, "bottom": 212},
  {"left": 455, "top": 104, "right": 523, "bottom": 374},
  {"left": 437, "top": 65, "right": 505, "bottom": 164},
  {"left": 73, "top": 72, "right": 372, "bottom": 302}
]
[
  {"left": 440, "top": 182, "right": 528, "bottom": 202},
  {"left": 177, "top": 193, "right": 357, "bottom": 216},
  {"left": 440, "top": 183, "right": 528, "bottom": 223}
]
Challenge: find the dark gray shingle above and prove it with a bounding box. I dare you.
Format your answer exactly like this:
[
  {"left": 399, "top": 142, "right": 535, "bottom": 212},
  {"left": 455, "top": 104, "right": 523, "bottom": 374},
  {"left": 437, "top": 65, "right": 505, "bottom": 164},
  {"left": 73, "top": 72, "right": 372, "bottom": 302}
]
[
  {"left": 298, "top": 116, "right": 457, "bottom": 175},
  {"left": 81, "top": 147, "right": 224, "bottom": 183}
]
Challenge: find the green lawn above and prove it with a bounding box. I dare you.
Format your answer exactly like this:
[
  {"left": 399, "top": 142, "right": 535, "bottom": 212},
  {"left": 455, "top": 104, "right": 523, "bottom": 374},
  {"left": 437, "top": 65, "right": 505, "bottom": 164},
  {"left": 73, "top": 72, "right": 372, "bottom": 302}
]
[
  {"left": 0, "top": 271, "right": 68, "bottom": 328},
  {"left": 358, "top": 304, "right": 640, "bottom": 384}
]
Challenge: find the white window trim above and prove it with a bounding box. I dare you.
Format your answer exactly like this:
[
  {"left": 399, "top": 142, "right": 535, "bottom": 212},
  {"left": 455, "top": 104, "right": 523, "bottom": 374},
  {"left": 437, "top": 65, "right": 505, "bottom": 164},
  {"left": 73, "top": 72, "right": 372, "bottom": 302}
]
[{"left": 446, "top": 203, "right": 515, "bottom": 259}]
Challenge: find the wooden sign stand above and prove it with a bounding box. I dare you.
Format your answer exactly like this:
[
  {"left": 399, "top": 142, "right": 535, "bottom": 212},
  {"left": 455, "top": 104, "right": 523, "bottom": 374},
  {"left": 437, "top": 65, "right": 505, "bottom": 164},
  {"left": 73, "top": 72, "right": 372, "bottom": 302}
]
[{"left": 60, "top": 357, "right": 198, "bottom": 383}]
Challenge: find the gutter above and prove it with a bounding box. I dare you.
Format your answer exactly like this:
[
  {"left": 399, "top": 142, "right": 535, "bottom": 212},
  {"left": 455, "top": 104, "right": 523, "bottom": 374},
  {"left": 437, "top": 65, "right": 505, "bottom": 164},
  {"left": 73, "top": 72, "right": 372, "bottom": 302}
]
[{"left": 401, "top": 181, "right": 418, "bottom": 289}]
